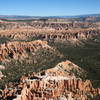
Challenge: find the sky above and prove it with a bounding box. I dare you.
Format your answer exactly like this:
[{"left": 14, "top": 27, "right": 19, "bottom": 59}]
[{"left": 0, "top": 0, "right": 100, "bottom": 16}]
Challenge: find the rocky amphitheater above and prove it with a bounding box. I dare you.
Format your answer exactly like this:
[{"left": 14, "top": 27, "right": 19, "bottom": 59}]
[{"left": 0, "top": 18, "right": 100, "bottom": 100}]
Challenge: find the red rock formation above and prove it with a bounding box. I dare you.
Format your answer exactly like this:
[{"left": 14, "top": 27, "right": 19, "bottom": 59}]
[
  {"left": 44, "top": 60, "right": 85, "bottom": 78},
  {"left": 13, "top": 76, "right": 100, "bottom": 100},
  {"left": 0, "top": 61, "right": 98, "bottom": 100},
  {"left": 0, "top": 27, "right": 100, "bottom": 43},
  {"left": 0, "top": 40, "right": 55, "bottom": 62},
  {"left": 0, "top": 20, "right": 100, "bottom": 100}
]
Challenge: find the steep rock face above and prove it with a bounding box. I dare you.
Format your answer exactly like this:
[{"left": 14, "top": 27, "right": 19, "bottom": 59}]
[
  {"left": 15, "top": 79, "right": 100, "bottom": 100},
  {"left": 1, "top": 60, "right": 99, "bottom": 100},
  {"left": 0, "top": 28, "right": 100, "bottom": 43},
  {"left": 0, "top": 20, "right": 100, "bottom": 100},
  {"left": 0, "top": 20, "right": 100, "bottom": 43},
  {"left": 0, "top": 40, "right": 55, "bottom": 62}
]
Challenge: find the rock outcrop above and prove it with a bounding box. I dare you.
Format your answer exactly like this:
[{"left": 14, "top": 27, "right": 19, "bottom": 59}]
[
  {"left": 0, "top": 28, "right": 100, "bottom": 43},
  {"left": 15, "top": 79, "right": 100, "bottom": 100},
  {"left": 0, "top": 18, "right": 100, "bottom": 100},
  {"left": 0, "top": 61, "right": 99, "bottom": 100},
  {"left": 0, "top": 40, "right": 56, "bottom": 62},
  {"left": 0, "top": 19, "right": 100, "bottom": 43},
  {"left": 40, "top": 60, "right": 86, "bottom": 78}
]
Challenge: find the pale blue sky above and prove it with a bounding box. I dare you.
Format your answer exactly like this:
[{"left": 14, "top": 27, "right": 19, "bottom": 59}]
[{"left": 0, "top": 0, "right": 100, "bottom": 16}]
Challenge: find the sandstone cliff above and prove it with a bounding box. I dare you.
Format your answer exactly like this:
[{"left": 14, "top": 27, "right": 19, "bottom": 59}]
[
  {"left": 0, "top": 19, "right": 100, "bottom": 100},
  {"left": 0, "top": 20, "right": 100, "bottom": 43},
  {"left": 0, "top": 61, "right": 99, "bottom": 100},
  {"left": 0, "top": 40, "right": 58, "bottom": 62}
]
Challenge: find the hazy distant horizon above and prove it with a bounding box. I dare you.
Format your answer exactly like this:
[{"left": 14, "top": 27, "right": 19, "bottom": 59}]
[{"left": 0, "top": 13, "right": 100, "bottom": 17}]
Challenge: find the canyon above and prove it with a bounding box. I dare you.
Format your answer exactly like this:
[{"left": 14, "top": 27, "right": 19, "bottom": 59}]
[{"left": 0, "top": 17, "right": 100, "bottom": 100}]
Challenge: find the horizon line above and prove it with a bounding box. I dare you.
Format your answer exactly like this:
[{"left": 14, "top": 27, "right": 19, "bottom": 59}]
[{"left": 0, "top": 13, "right": 100, "bottom": 17}]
